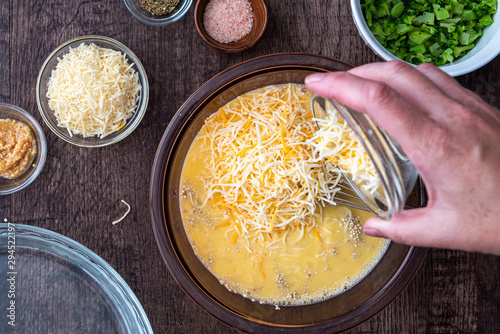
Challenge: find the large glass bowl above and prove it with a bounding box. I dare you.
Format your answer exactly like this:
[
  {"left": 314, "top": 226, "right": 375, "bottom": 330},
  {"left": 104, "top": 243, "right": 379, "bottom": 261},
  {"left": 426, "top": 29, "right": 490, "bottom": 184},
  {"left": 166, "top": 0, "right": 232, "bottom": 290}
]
[
  {"left": 36, "top": 35, "right": 149, "bottom": 148},
  {"left": 0, "top": 103, "right": 47, "bottom": 195},
  {"left": 150, "top": 53, "right": 427, "bottom": 333},
  {"left": 0, "top": 223, "right": 153, "bottom": 333}
]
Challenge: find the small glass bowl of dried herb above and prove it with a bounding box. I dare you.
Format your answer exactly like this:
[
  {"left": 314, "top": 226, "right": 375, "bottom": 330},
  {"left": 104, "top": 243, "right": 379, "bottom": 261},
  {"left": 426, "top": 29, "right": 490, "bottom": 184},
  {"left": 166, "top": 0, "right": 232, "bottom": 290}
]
[{"left": 124, "top": 0, "right": 193, "bottom": 26}]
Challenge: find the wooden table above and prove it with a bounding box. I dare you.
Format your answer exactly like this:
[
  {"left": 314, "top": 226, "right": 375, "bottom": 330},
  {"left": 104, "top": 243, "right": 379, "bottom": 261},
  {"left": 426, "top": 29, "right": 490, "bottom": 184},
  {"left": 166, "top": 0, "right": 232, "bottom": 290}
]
[{"left": 1, "top": 1, "right": 499, "bottom": 333}]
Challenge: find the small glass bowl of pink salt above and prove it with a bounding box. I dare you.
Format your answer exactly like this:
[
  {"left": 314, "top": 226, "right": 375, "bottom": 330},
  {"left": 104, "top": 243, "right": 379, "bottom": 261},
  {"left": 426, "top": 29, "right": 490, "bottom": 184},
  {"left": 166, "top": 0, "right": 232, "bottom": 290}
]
[{"left": 194, "top": 0, "right": 268, "bottom": 53}]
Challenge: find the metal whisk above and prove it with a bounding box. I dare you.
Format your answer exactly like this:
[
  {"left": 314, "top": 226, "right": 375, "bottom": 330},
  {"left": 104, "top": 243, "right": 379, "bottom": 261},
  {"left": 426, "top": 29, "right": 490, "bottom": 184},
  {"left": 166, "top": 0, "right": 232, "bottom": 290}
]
[{"left": 334, "top": 176, "right": 371, "bottom": 212}]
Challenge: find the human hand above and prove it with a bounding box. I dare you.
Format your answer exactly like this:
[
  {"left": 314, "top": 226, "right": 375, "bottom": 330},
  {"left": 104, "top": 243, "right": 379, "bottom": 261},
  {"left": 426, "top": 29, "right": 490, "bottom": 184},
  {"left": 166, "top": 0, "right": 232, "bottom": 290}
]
[{"left": 305, "top": 60, "right": 500, "bottom": 255}]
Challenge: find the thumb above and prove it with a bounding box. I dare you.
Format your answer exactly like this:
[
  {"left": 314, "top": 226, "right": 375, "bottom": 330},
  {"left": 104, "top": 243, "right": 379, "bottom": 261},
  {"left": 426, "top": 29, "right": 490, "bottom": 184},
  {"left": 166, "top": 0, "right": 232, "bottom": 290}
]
[{"left": 363, "top": 208, "right": 453, "bottom": 248}]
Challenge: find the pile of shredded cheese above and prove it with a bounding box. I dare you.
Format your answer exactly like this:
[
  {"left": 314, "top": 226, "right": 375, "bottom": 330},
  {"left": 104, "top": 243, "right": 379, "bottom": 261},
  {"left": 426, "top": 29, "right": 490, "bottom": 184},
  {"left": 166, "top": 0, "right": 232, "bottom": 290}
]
[
  {"left": 198, "top": 85, "right": 333, "bottom": 243},
  {"left": 196, "top": 84, "right": 379, "bottom": 245},
  {"left": 46, "top": 43, "right": 141, "bottom": 138}
]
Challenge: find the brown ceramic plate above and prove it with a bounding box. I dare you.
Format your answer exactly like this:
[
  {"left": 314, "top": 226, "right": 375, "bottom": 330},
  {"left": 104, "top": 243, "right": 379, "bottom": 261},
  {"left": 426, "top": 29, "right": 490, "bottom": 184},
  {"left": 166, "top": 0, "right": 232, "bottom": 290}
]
[
  {"left": 194, "top": 0, "right": 268, "bottom": 53},
  {"left": 150, "top": 53, "right": 427, "bottom": 333}
]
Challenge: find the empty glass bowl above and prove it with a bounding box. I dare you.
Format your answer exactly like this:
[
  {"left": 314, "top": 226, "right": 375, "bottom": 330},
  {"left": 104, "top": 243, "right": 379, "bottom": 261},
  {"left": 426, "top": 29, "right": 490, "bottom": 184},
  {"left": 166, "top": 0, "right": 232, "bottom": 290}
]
[
  {"left": 36, "top": 35, "right": 149, "bottom": 148},
  {"left": 0, "top": 103, "right": 47, "bottom": 195},
  {"left": 0, "top": 223, "right": 153, "bottom": 333}
]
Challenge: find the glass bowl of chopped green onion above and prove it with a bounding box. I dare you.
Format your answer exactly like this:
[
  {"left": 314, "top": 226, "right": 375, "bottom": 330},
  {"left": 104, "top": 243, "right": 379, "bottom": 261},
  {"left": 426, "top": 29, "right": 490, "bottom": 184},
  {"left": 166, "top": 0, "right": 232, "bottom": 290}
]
[
  {"left": 36, "top": 35, "right": 149, "bottom": 147},
  {"left": 124, "top": 0, "right": 193, "bottom": 26},
  {"left": 351, "top": 0, "right": 499, "bottom": 76}
]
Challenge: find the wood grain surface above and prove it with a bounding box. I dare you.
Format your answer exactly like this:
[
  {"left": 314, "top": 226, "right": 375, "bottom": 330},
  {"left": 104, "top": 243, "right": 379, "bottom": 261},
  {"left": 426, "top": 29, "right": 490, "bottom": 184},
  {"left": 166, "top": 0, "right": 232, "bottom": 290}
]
[{"left": 1, "top": 0, "right": 499, "bottom": 333}]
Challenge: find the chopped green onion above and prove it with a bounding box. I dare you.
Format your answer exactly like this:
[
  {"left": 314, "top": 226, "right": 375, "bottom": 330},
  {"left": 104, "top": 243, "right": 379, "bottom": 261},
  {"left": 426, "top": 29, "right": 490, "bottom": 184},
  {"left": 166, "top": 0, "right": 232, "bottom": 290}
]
[
  {"left": 361, "top": 0, "right": 497, "bottom": 65},
  {"left": 391, "top": 2, "right": 405, "bottom": 18},
  {"left": 409, "top": 31, "right": 432, "bottom": 44},
  {"left": 433, "top": 4, "right": 450, "bottom": 20}
]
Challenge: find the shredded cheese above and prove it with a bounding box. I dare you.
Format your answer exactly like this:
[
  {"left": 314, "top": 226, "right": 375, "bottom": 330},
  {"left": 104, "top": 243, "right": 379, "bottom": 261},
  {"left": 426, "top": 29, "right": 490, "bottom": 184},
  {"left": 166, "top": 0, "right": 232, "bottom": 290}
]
[
  {"left": 307, "top": 101, "right": 381, "bottom": 194},
  {"left": 195, "top": 84, "right": 379, "bottom": 248},
  {"left": 46, "top": 43, "right": 141, "bottom": 138},
  {"left": 198, "top": 84, "right": 344, "bottom": 245},
  {"left": 112, "top": 200, "right": 131, "bottom": 225}
]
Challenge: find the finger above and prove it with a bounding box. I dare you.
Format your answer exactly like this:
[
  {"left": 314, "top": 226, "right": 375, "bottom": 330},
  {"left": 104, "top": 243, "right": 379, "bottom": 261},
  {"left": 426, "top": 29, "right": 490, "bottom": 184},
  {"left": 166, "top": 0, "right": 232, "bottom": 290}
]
[
  {"left": 363, "top": 208, "right": 467, "bottom": 251},
  {"left": 348, "top": 60, "right": 456, "bottom": 119},
  {"left": 416, "top": 62, "right": 495, "bottom": 112},
  {"left": 305, "top": 70, "right": 432, "bottom": 157}
]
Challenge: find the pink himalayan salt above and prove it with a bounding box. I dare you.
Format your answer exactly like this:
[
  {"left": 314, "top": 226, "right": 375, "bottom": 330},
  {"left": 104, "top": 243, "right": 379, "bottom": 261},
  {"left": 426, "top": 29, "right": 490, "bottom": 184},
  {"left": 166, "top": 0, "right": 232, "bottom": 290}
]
[{"left": 203, "top": 0, "right": 254, "bottom": 44}]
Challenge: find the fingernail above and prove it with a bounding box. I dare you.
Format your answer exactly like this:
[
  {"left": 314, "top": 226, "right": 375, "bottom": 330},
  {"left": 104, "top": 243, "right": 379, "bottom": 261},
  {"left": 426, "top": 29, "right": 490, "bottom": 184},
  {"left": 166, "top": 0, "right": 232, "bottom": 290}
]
[
  {"left": 364, "top": 228, "right": 382, "bottom": 238},
  {"left": 305, "top": 73, "right": 325, "bottom": 84}
]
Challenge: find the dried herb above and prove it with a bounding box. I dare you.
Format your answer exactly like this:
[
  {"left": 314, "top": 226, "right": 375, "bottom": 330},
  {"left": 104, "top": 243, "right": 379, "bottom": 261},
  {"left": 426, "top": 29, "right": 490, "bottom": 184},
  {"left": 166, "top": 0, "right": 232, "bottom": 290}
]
[{"left": 140, "top": 0, "right": 179, "bottom": 16}]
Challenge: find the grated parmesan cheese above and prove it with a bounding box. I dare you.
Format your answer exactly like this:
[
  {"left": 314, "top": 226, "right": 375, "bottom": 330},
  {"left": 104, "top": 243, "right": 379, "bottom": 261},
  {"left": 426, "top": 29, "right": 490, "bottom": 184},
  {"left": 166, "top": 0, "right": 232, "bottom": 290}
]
[{"left": 46, "top": 43, "right": 141, "bottom": 139}]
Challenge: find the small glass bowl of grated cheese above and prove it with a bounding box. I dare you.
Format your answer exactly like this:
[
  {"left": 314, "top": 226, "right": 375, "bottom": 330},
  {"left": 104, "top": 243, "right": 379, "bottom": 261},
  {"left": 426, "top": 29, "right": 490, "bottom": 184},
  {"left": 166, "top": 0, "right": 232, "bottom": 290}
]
[
  {"left": 310, "top": 95, "right": 418, "bottom": 220},
  {"left": 36, "top": 35, "right": 149, "bottom": 147}
]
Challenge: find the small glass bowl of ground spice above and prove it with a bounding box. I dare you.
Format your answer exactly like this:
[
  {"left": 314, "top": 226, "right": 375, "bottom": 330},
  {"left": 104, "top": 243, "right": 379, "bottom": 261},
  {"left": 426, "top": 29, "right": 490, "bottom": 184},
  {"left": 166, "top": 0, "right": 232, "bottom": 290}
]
[
  {"left": 124, "top": 0, "right": 193, "bottom": 26},
  {"left": 0, "top": 103, "right": 47, "bottom": 195},
  {"left": 195, "top": 0, "right": 268, "bottom": 53}
]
